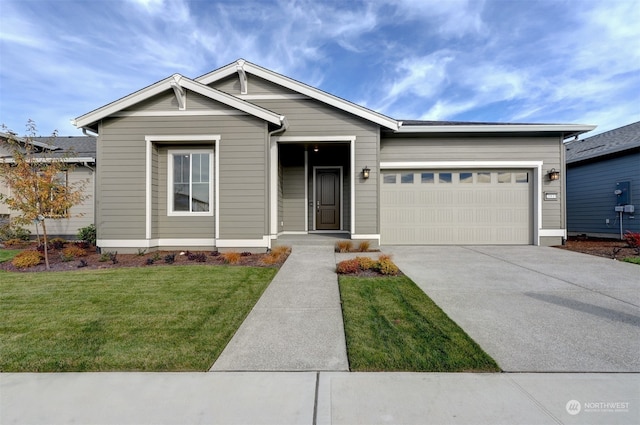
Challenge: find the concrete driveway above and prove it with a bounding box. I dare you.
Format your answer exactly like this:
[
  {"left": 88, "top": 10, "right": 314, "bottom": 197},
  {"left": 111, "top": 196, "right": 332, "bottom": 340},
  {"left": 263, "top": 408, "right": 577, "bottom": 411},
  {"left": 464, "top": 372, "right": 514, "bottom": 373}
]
[{"left": 382, "top": 245, "right": 640, "bottom": 372}]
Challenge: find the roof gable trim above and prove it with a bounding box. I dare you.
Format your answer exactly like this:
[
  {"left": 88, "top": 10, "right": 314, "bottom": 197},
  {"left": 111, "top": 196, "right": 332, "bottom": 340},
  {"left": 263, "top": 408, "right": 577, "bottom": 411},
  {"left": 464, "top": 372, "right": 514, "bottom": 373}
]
[
  {"left": 197, "top": 60, "right": 399, "bottom": 130},
  {"left": 73, "top": 74, "right": 284, "bottom": 129}
]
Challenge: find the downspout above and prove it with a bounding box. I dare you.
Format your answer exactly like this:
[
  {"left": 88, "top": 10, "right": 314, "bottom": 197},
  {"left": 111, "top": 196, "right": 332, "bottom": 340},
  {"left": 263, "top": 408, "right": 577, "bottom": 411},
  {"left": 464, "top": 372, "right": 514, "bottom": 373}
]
[
  {"left": 267, "top": 117, "right": 289, "bottom": 247},
  {"left": 81, "top": 126, "right": 98, "bottom": 248}
]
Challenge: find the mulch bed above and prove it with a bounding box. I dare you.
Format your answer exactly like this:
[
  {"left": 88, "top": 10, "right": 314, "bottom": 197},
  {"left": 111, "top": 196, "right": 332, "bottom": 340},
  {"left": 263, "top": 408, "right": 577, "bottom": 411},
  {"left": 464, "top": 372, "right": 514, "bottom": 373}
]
[
  {"left": 554, "top": 237, "right": 639, "bottom": 260},
  {"left": 0, "top": 244, "right": 286, "bottom": 273}
]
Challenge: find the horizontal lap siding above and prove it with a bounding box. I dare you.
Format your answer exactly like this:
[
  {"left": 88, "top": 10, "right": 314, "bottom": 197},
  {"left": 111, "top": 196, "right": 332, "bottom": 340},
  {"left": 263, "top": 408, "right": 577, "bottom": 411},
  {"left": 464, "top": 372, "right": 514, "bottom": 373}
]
[
  {"left": 567, "top": 153, "right": 640, "bottom": 235},
  {"left": 256, "top": 98, "right": 379, "bottom": 235},
  {"left": 381, "top": 136, "right": 564, "bottom": 229},
  {"left": 98, "top": 112, "right": 267, "bottom": 241}
]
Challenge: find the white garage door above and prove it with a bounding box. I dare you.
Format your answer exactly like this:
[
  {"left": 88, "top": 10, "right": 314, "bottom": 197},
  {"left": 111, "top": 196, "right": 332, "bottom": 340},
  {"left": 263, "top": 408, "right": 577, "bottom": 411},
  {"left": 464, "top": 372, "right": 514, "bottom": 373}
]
[{"left": 381, "top": 170, "right": 532, "bottom": 245}]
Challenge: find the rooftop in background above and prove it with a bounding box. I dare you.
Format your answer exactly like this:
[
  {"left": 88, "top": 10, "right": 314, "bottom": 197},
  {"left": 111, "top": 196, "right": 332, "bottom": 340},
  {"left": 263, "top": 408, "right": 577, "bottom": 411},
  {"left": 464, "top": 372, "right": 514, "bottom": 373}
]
[{"left": 566, "top": 121, "right": 640, "bottom": 164}]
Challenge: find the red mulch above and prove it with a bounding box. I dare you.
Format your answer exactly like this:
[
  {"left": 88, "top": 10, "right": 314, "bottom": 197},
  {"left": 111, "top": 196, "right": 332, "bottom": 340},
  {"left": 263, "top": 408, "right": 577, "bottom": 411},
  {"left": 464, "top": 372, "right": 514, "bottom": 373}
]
[
  {"left": 554, "top": 237, "right": 639, "bottom": 260},
  {"left": 0, "top": 244, "right": 286, "bottom": 273}
]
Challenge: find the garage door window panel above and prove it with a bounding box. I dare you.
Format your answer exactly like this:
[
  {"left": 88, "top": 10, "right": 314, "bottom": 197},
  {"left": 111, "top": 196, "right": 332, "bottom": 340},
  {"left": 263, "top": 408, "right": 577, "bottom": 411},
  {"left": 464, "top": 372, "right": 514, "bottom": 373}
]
[{"left": 438, "top": 172, "right": 452, "bottom": 183}]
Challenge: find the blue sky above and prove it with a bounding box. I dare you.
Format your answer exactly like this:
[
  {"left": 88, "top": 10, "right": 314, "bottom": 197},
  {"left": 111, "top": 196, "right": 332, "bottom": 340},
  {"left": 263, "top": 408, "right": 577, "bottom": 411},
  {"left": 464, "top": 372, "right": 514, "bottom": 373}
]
[{"left": 1, "top": 0, "right": 638, "bottom": 137}]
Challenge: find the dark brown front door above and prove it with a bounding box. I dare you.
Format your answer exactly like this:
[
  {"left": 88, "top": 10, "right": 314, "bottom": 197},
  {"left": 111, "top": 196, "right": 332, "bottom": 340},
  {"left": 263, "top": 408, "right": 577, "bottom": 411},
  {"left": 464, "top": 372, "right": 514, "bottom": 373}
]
[{"left": 316, "top": 168, "right": 340, "bottom": 230}]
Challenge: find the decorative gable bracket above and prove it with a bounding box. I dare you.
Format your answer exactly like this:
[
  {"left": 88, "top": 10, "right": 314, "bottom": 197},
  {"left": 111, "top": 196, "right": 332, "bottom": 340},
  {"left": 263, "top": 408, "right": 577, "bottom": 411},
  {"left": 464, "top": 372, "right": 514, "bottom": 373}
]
[
  {"left": 170, "top": 74, "right": 186, "bottom": 110},
  {"left": 236, "top": 59, "right": 248, "bottom": 94}
]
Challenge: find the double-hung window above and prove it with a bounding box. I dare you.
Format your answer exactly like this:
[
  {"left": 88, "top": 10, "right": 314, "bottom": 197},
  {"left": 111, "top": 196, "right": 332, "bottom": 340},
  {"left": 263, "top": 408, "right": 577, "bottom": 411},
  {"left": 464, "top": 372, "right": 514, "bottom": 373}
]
[{"left": 168, "top": 150, "right": 213, "bottom": 216}]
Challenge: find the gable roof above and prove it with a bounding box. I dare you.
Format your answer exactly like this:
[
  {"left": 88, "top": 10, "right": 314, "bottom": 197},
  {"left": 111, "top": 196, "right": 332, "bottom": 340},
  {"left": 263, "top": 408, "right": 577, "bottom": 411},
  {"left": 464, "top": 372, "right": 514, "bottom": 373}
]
[
  {"left": 196, "top": 59, "right": 399, "bottom": 130},
  {"left": 73, "top": 74, "right": 285, "bottom": 132},
  {"left": 566, "top": 121, "right": 640, "bottom": 164}
]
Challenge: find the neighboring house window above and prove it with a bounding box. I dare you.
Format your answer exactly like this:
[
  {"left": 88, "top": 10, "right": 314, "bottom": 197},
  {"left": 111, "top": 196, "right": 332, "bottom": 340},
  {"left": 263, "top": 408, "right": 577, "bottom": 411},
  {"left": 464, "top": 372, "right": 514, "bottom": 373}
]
[
  {"left": 168, "top": 150, "right": 213, "bottom": 216},
  {"left": 47, "top": 171, "right": 70, "bottom": 218}
]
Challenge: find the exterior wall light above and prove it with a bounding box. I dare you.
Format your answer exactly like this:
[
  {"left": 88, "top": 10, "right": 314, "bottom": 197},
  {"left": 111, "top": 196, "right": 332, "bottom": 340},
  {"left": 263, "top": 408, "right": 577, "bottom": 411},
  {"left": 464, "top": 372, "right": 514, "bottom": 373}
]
[
  {"left": 548, "top": 168, "right": 560, "bottom": 181},
  {"left": 362, "top": 166, "right": 370, "bottom": 179}
]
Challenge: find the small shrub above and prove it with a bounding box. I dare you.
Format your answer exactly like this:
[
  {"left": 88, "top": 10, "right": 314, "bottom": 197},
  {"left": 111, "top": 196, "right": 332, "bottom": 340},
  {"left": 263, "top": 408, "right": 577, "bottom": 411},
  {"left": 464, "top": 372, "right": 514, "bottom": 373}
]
[
  {"left": 356, "top": 256, "right": 376, "bottom": 270},
  {"left": 60, "top": 252, "right": 74, "bottom": 262},
  {"left": 377, "top": 257, "right": 399, "bottom": 276},
  {"left": 336, "top": 258, "right": 360, "bottom": 274},
  {"left": 62, "top": 245, "right": 87, "bottom": 258},
  {"left": 260, "top": 245, "right": 291, "bottom": 265},
  {"left": 0, "top": 224, "right": 31, "bottom": 242},
  {"left": 99, "top": 251, "right": 117, "bottom": 264},
  {"left": 164, "top": 253, "right": 176, "bottom": 264},
  {"left": 222, "top": 251, "right": 241, "bottom": 264},
  {"left": 152, "top": 252, "right": 162, "bottom": 261},
  {"left": 12, "top": 250, "right": 42, "bottom": 268},
  {"left": 357, "top": 241, "right": 371, "bottom": 252},
  {"left": 74, "top": 241, "right": 90, "bottom": 250},
  {"left": 77, "top": 259, "right": 88, "bottom": 268},
  {"left": 624, "top": 231, "right": 640, "bottom": 249},
  {"left": 210, "top": 251, "right": 220, "bottom": 257},
  {"left": 3, "top": 238, "right": 26, "bottom": 247},
  {"left": 77, "top": 224, "right": 96, "bottom": 245},
  {"left": 271, "top": 245, "right": 291, "bottom": 257},
  {"left": 188, "top": 252, "right": 207, "bottom": 262},
  {"left": 335, "top": 240, "right": 353, "bottom": 253},
  {"left": 137, "top": 248, "right": 147, "bottom": 256},
  {"left": 241, "top": 251, "right": 252, "bottom": 256},
  {"left": 36, "top": 243, "right": 45, "bottom": 253},
  {"left": 145, "top": 258, "right": 155, "bottom": 265},
  {"left": 49, "top": 238, "right": 67, "bottom": 250}
]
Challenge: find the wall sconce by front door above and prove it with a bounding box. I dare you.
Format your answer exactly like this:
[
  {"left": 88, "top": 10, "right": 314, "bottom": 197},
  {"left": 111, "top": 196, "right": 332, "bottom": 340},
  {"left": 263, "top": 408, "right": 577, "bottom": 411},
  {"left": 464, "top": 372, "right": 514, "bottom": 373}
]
[
  {"left": 547, "top": 168, "right": 560, "bottom": 181},
  {"left": 362, "top": 166, "right": 370, "bottom": 179}
]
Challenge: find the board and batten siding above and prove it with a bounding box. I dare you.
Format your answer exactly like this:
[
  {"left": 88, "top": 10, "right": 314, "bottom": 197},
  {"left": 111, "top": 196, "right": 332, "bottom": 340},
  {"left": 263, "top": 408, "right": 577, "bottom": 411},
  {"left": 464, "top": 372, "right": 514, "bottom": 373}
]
[
  {"left": 97, "top": 92, "right": 269, "bottom": 245},
  {"left": 567, "top": 152, "right": 640, "bottom": 237},
  {"left": 380, "top": 136, "right": 565, "bottom": 233}
]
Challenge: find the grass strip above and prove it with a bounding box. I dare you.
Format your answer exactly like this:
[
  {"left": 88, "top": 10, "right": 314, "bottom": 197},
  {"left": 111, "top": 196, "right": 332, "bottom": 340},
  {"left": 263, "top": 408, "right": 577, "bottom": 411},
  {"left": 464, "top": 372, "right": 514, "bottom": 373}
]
[
  {"left": 339, "top": 275, "right": 500, "bottom": 372},
  {"left": 0, "top": 249, "right": 20, "bottom": 263},
  {"left": 1, "top": 265, "right": 276, "bottom": 372}
]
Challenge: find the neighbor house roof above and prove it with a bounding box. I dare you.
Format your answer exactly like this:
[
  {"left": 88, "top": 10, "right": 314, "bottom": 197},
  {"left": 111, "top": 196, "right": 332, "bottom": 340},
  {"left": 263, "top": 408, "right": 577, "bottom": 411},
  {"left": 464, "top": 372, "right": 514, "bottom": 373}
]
[
  {"left": 566, "top": 121, "right": 640, "bottom": 164},
  {"left": 0, "top": 133, "right": 95, "bottom": 163}
]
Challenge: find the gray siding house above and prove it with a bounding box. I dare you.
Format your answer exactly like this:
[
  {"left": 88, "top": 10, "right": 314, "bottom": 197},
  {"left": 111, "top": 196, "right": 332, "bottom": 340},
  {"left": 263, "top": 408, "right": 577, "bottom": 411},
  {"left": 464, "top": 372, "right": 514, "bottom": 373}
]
[
  {"left": 73, "top": 59, "right": 594, "bottom": 252},
  {"left": 566, "top": 121, "right": 640, "bottom": 239},
  {"left": 0, "top": 134, "right": 96, "bottom": 238}
]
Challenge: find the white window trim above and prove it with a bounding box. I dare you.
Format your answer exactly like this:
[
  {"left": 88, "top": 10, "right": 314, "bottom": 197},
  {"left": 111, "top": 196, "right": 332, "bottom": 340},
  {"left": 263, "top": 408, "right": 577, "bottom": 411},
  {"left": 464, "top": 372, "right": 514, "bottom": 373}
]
[
  {"left": 380, "top": 161, "right": 544, "bottom": 245},
  {"left": 145, "top": 135, "right": 220, "bottom": 241},
  {"left": 167, "top": 150, "right": 214, "bottom": 217}
]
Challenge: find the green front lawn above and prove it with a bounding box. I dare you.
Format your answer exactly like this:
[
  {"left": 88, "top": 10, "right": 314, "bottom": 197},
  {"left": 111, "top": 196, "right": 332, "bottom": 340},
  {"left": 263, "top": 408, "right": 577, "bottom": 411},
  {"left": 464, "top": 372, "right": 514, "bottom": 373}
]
[
  {"left": 0, "top": 249, "right": 20, "bottom": 263},
  {"left": 623, "top": 257, "right": 640, "bottom": 265},
  {"left": 339, "top": 275, "right": 500, "bottom": 372},
  {"left": 1, "top": 266, "right": 276, "bottom": 372}
]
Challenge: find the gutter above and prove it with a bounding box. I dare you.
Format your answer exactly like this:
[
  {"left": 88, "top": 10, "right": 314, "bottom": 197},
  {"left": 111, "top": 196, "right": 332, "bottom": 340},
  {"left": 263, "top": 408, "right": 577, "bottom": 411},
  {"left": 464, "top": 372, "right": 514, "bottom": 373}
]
[{"left": 395, "top": 123, "right": 597, "bottom": 138}]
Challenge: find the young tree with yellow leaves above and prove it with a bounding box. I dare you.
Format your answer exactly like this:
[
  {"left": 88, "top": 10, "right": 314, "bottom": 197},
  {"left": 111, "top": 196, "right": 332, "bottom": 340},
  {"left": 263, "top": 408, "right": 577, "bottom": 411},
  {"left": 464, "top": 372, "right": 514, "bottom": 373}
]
[{"left": 0, "top": 121, "right": 88, "bottom": 269}]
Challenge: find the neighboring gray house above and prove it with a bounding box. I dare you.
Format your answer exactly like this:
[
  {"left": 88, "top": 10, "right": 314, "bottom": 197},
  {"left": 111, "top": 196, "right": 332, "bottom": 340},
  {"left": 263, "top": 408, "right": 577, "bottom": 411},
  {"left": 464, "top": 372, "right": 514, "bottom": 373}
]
[
  {"left": 566, "top": 121, "right": 640, "bottom": 239},
  {"left": 72, "top": 59, "right": 594, "bottom": 252},
  {"left": 0, "top": 133, "right": 96, "bottom": 238}
]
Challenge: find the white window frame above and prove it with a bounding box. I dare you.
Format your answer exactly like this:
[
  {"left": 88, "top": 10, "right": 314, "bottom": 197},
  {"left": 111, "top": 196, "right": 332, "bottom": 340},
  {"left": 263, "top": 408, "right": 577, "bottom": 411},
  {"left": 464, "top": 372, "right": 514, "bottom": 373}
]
[{"left": 167, "top": 149, "right": 214, "bottom": 217}]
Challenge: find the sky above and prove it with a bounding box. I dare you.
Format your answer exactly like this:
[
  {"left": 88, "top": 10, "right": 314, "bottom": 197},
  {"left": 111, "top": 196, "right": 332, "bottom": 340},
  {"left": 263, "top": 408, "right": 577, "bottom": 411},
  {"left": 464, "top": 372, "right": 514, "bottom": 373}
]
[{"left": 1, "top": 0, "right": 639, "bottom": 138}]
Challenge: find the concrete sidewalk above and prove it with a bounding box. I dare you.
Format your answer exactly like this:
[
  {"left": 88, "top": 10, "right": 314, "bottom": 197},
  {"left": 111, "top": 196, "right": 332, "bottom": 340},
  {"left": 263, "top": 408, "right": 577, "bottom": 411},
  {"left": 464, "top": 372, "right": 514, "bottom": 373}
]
[
  {"left": 211, "top": 245, "right": 349, "bottom": 371},
  {"left": 2, "top": 372, "right": 638, "bottom": 424}
]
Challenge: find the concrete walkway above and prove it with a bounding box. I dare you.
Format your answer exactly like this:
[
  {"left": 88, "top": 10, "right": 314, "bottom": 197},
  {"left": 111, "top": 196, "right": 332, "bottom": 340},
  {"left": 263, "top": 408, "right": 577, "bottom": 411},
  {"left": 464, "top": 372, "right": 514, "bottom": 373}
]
[
  {"left": 211, "top": 245, "right": 349, "bottom": 371},
  {"left": 2, "top": 372, "right": 638, "bottom": 424}
]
